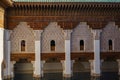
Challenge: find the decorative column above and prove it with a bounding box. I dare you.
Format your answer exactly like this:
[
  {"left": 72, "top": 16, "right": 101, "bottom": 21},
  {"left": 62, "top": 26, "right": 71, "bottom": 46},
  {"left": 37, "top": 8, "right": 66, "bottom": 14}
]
[
  {"left": 34, "top": 30, "right": 43, "bottom": 78},
  {"left": 64, "top": 30, "right": 72, "bottom": 78},
  {"left": 7, "top": 41, "right": 11, "bottom": 78},
  {"left": 71, "top": 60, "right": 75, "bottom": 76},
  {"left": 117, "top": 59, "right": 120, "bottom": 75},
  {"left": 89, "top": 60, "right": 94, "bottom": 76},
  {"left": 10, "top": 61, "right": 16, "bottom": 78},
  {"left": 0, "top": 1, "right": 12, "bottom": 80},
  {"left": 41, "top": 60, "right": 45, "bottom": 77},
  {"left": 92, "top": 30, "right": 102, "bottom": 77}
]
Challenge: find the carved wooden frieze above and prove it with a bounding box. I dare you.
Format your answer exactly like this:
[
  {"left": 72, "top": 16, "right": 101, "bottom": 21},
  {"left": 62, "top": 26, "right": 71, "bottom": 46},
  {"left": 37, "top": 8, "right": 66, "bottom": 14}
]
[{"left": 11, "top": 53, "right": 35, "bottom": 61}]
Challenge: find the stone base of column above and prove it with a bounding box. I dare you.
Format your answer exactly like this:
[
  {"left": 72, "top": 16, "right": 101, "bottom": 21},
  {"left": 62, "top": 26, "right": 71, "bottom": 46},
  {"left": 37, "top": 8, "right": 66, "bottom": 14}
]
[
  {"left": 63, "top": 74, "right": 72, "bottom": 78},
  {"left": 91, "top": 73, "right": 101, "bottom": 77}
]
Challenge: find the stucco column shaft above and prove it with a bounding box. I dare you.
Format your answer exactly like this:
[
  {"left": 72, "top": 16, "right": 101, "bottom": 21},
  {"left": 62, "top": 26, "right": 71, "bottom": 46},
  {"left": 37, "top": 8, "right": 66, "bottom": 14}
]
[
  {"left": 92, "top": 30, "right": 102, "bottom": 77},
  {"left": 64, "top": 30, "right": 72, "bottom": 78},
  {"left": 0, "top": 7, "right": 4, "bottom": 80}
]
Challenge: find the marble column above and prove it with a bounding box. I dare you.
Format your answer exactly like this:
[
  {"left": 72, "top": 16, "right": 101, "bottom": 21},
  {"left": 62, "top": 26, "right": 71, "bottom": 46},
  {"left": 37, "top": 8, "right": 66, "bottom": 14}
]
[
  {"left": 89, "top": 60, "right": 94, "bottom": 76},
  {"left": 63, "top": 30, "right": 72, "bottom": 78},
  {"left": 0, "top": 1, "right": 12, "bottom": 80},
  {"left": 117, "top": 59, "right": 120, "bottom": 75},
  {"left": 4, "top": 29, "right": 11, "bottom": 79},
  {"left": 34, "top": 30, "right": 43, "bottom": 78},
  {"left": 41, "top": 60, "right": 45, "bottom": 77},
  {"left": 10, "top": 61, "right": 16, "bottom": 78},
  {"left": 92, "top": 30, "right": 102, "bottom": 77},
  {"left": 7, "top": 41, "right": 11, "bottom": 79}
]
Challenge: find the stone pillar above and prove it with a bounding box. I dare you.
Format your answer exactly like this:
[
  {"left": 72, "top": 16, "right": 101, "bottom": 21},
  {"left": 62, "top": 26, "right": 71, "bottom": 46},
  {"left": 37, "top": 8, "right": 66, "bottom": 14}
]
[
  {"left": 64, "top": 30, "right": 72, "bottom": 78},
  {"left": 0, "top": 6, "right": 5, "bottom": 80},
  {"left": 71, "top": 60, "right": 75, "bottom": 76},
  {"left": 41, "top": 61, "right": 45, "bottom": 77},
  {"left": 117, "top": 59, "right": 120, "bottom": 75},
  {"left": 89, "top": 60, "right": 94, "bottom": 76},
  {"left": 34, "top": 30, "right": 43, "bottom": 78},
  {"left": 10, "top": 61, "right": 16, "bottom": 78},
  {"left": 0, "top": 1, "right": 12, "bottom": 80},
  {"left": 4, "top": 29, "right": 11, "bottom": 79},
  {"left": 92, "top": 30, "right": 102, "bottom": 77},
  {"left": 31, "top": 61, "right": 35, "bottom": 76},
  {"left": 7, "top": 41, "right": 11, "bottom": 78}
]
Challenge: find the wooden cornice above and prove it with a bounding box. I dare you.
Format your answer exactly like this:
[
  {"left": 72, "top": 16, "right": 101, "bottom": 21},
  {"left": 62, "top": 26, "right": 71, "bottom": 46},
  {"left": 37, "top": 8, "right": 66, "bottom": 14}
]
[
  {"left": 6, "top": 2, "right": 120, "bottom": 30},
  {"left": 7, "top": 2, "right": 120, "bottom": 17}
]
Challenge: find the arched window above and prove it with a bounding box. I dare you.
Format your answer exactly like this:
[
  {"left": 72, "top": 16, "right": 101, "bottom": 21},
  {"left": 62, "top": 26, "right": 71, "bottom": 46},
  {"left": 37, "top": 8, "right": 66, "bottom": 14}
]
[
  {"left": 80, "top": 40, "right": 84, "bottom": 50},
  {"left": 51, "top": 40, "right": 55, "bottom": 51},
  {"left": 21, "top": 40, "right": 26, "bottom": 51},
  {"left": 108, "top": 40, "right": 113, "bottom": 50}
]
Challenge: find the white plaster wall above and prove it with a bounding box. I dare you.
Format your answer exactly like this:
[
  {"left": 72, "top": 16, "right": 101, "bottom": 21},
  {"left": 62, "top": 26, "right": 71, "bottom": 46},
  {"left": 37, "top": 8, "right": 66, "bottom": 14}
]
[
  {"left": 41, "top": 22, "right": 64, "bottom": 53},
  {"left": 10, "top": 22, "right": 35, "bottom": 53},
  {"left": 71, "top": 22, "right": 94, "bottom": 52},
  {"left": 101, "top": 22, "right": 120, "bottom": 52}
]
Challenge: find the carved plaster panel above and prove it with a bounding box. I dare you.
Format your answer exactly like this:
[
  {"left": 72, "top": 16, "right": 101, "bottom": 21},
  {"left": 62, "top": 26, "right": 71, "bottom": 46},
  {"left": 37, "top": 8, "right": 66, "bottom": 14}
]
[
  {"left": 71, "top": 22, "right": 94, "bottom": 52},
  {"left": 10, "top": 22, "right": 35, "bottom": 53},
  {"left": 41, "top": 22, "right": 65, "bottom": 53},
  {"left": 101, "top": 22, "right": 120, "bottom": 52}
]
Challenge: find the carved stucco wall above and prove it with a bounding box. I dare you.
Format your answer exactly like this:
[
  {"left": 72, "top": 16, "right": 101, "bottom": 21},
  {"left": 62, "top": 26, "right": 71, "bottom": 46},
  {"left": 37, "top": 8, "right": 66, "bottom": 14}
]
[
  {"left": 10, "top": 22, "right": 35, "bottom": 53},
  {"left": 101, "top": 22, "right": 120, "bottom": 52},
  {"left": 41, "top": 22, "right": 65, "bottom": 53},
  {"left": 71, "top": 22, "right": 94, "bottom": 52}
]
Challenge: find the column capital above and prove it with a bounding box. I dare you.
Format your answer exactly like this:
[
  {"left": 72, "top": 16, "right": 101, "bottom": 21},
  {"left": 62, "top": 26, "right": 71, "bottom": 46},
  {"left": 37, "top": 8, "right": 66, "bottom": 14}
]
[
  {"left": 92, "top": 29, "right": 102, "bottom": 40},
  {"left": 64, "top": 30, "right": 72, "bottom": 40},
  {"left": 34, "top": 30, "right": 43, "bottom": 40}
]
